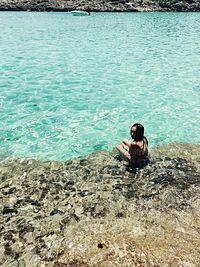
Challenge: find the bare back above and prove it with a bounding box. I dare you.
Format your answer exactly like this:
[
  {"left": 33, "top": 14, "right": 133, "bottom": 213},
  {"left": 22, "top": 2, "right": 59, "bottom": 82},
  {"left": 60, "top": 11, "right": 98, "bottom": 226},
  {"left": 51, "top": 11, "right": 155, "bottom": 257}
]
[{"left": 129, "top": 138, "right": 148, "bottom": 163}]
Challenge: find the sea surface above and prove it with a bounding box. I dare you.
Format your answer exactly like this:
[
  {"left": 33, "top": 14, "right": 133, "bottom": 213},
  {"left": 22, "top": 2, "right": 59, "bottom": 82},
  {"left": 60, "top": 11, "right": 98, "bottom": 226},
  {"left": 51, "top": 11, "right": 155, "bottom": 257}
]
[{"left": 0, "top": 12, "right": 200, "bottom": 161}]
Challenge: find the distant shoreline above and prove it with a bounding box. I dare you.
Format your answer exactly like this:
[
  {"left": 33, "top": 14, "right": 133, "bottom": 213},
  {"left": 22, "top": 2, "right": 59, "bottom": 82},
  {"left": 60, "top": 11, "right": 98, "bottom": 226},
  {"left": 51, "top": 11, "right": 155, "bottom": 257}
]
[{"left": 0, "top": 0, "right": 200, "bottom": 13}]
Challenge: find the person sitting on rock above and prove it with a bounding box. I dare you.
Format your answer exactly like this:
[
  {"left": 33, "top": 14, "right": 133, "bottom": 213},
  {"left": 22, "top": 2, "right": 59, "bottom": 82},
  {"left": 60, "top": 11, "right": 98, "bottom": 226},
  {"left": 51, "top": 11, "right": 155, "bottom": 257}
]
[{"left": 116, "top": 123, "right": 149, "bottom": 167}]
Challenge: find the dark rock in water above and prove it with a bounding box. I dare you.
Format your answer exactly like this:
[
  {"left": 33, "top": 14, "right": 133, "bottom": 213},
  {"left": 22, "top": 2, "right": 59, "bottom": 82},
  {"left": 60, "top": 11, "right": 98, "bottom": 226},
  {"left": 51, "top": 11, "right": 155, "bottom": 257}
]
[
  {"left": 115, "top": 211, "right": 126, "bottom": 218},
  {"left": 3, "top": 231, "right": 15, "bottom": 242},
  {"left": 7, "top": 187, "right": 17, "bottom": 194},
  {"left": 79, "top": 159, "right": 90, "bottom": 166},
  {"left": 150, "top": 157, "right": 199, "bottom": 190},
  {"left": 3, "top": 207, "right": 18, "bottom": 215},
  {"left": 113, "top": 183, "right": 124, "bottom": 191},
  {"left": 124, "top": 190, "right": 137, "bottom": 199},
  {"left": 97, "top": 243, "right": 104, "bottom": 249},
  {"left": 17, "top": 219, "right": 35, "bottom": 237},
  {"left": 4, "top": 242, "right": 13, "bottom": 256},
  {"left": 50, "top": 208, "right": 64, "bottom": 216},
  {"left": 78, "top": 190, "right": 91, "bottom": 197},
  {"left": 60, "top": 215, "right": 72, "bottom": 226}
]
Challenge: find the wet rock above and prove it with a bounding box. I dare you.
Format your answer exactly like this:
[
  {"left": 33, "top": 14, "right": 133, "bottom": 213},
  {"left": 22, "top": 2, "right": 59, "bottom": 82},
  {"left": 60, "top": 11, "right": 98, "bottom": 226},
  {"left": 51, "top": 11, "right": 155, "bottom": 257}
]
[
  {"left": 100, "top": 164, "right": 123, "bottom": 176},
  {"left": 23, "top": 232, "right": 34, "bottom": 245},
  {"left": 35, "top": 236, "right": 47, "bottom": 256},
  {"left": 0, "top": 143, "right": 199, "bottom": 265},
  {"left": 3, "top": 230, "right": 17, "bottom": 243},
  {"left": 115, "top": 211, "right": 126, "bottom": 218},
  {"left": 124, "top": 190, "right": 137, "bottom": 199},
  {"left": 74, "top": 205, "right": 84, "bottom": 217},
  {"left": 50, "top": 162, "right": 62, "bottom": 171},
  {"left": 15, "top": 198, "right": 25, "bottom": 207},
  {"left": 6, "top": 187, "right": 17, "bottom": 194},
  {"left": 94, "top": 204, "right": 108, "bottom": 217},
  {"left": 79, "top": 159, "right": 90, "bottom": 166},
  {"left": 78, "top": 190, "right": 91, "bottom": 197},
  {"left": 10, "top": 240, "right": 23, "bottom": 259},
  {"left": 4, "top": 242, "right": 13, "bottom": 257},
  {"left": 97, "top": 243, "right": 104, "bottom": 249},
  {"left": 83, "top": 167, "right": 91, "bottom": 175},
  {"left": 83, "top": 202, "right": 108, "bottom": 218},
  {"left": 39, "top": 188, "right": 49, "bottom": 200},
  {"left": 40, "top": 236, "right": 65, "bottom": 261},
  {"left": 21, "top": 197, "right": 41, "bottom": 207},
  {"left": 64, "top": 180, "right": 75, "bottom": 191},
  {"left": 17, "top": 220, "right": 35, "bottom": 237},
  {"left": 60, "top": 214, "right": 73, "bottom": 227},
  {"left": 22, "top": 250, "right": 41, "bottom": 267},
  {"left": 17, "top": 259, "right": 26, "bottom": 267},
  {"left": 3, "top": 207, "right": 18, "bottom": 216},
  {"left": 113, "top": 183, "right": 123, "bottom": 191},
  {"left": 50, "top": 208, "right": 64, "bottom": 216}
]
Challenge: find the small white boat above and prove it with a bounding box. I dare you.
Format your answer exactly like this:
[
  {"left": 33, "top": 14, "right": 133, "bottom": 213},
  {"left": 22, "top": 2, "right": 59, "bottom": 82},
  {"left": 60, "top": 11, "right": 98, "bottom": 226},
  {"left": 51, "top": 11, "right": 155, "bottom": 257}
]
[{"left": 71, "top": 10, "right": 90, "bottom": 16}]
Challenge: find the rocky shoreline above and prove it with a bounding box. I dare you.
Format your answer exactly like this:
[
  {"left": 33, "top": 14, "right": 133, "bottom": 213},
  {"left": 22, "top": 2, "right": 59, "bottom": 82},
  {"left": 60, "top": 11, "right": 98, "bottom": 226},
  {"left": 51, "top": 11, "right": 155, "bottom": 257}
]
[
  {"left": 0, "top": 0, "right": 200, "bottom": 12},
  {"left": 0, "top": 142, "right": 200, "bottom": 266}
]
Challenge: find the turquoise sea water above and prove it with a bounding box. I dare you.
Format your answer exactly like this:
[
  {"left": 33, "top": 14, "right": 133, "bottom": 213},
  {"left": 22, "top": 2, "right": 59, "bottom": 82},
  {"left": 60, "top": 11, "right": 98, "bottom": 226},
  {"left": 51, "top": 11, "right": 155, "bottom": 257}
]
[{"left": 0, "top": 12, "right": 200, "bottom": 161}]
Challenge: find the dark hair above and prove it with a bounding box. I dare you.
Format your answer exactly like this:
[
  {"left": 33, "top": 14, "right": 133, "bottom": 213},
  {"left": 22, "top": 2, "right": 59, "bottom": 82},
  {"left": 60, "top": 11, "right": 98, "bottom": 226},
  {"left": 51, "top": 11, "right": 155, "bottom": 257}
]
[{"left": 130, "top": 123, "right": 144, "bottom": 141}]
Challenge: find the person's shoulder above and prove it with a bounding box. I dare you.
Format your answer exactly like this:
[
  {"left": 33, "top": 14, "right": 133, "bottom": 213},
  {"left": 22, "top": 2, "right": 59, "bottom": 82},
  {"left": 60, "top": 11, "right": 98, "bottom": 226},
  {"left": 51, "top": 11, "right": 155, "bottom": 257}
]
[
  {"left": 130, "top": 141, "right": 139, "bottom": 148},
  {"left": 129, "top": 142, "right": 140, "bottom": 151}
]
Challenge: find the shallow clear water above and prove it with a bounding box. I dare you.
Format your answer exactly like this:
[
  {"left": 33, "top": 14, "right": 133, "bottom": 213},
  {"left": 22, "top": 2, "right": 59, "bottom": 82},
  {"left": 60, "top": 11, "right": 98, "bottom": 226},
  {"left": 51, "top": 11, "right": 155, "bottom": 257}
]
[{"left": 0, "top": 12, "right": 200, "bottom": 160}]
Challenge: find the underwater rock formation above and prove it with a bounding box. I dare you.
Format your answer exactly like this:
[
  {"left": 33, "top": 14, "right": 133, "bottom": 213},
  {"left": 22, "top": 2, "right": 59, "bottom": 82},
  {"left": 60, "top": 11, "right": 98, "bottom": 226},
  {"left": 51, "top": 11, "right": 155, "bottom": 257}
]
[
  {"left": 0, "top": 0, "right": 200, "bottom": 12},
  {"left": 0, "top": 142, "right": 200, "bottom": 266}
]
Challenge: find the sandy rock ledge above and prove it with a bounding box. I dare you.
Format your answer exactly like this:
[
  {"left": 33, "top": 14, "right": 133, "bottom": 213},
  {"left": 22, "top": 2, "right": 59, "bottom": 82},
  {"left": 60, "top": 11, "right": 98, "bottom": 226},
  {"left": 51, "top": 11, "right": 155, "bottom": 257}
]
[{"left": 0, "top": 142, "right": 200, "bottom": 266}]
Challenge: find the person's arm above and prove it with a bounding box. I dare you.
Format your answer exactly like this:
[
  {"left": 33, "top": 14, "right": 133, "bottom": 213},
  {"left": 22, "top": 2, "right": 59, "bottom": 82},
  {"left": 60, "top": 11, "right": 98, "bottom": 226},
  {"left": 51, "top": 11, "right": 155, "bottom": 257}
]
[
  {"left": 116, "top": 144, "right": 131, "bottom": 161},
  {"left": 122, "top": 139, "right": 131, "bottom": 148}
]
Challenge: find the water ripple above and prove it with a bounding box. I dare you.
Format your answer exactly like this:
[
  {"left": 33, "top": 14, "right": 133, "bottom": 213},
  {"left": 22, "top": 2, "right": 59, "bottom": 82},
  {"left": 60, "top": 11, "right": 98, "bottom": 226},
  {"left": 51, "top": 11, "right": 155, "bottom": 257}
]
[{"left": 0, "top": 12, "right": 200, "bottom": 160}]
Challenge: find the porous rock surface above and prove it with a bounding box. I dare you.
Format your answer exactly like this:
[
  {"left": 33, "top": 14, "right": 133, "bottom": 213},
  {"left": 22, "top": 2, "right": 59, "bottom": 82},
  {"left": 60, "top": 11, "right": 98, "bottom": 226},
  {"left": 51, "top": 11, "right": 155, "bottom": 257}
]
[
  {"left": 0, "top": 143, "right": 200, "bottom": 266},
  {"left": 0, "top": 0, "right": 200, "bottom": 12}
]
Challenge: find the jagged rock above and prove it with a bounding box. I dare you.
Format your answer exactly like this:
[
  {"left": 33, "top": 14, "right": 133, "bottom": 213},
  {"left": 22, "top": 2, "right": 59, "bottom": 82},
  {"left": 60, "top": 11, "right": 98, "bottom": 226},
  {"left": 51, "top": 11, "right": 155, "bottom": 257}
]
[
  {"left": 2, "top": 207, "right": 18, "bottom": 216},
  {"left": 0, "top": 142, "right": 199, "bottom": 265},
  {"left": 0, "top": 0, "right": 199, "bottom": 12}
]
